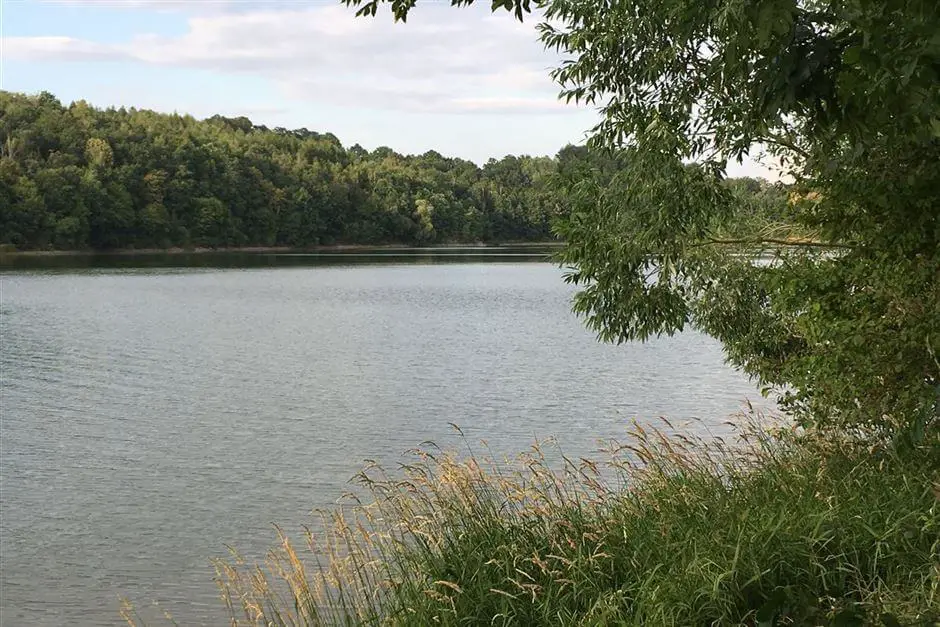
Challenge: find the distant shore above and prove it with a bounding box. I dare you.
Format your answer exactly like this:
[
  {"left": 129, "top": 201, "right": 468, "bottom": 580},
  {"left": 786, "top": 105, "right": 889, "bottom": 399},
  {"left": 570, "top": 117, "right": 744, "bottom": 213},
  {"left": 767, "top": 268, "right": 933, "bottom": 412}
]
[{"left": 0, "top": 242, "right": 564, "bottom": 258}]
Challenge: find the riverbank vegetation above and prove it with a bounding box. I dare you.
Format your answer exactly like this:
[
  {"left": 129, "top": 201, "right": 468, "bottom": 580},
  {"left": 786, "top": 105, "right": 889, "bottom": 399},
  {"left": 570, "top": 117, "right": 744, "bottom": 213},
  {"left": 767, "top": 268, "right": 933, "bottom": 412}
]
[
  {"left": 209, "top": 420, "right": 938, "bottom": 626},
  {"left": 0, "top": 90, "right": 553, "bottom": 250},
  {"left": 0, "top": 90, "right": 786, "bottom": 253}
]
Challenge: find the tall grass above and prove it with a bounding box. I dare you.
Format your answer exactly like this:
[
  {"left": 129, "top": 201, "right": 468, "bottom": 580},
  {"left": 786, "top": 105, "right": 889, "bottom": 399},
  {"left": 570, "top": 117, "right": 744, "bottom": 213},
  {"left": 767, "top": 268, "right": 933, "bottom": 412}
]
[{"left": 204, "top": 418, "right": 939, "bottom": 626}]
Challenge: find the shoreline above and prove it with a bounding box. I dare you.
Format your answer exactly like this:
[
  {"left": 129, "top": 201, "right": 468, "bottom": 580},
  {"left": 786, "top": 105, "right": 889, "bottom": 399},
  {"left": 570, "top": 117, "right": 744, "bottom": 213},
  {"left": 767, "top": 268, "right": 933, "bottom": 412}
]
[{"left": 0, "top": 241, "right": 564, "bottom": 258}]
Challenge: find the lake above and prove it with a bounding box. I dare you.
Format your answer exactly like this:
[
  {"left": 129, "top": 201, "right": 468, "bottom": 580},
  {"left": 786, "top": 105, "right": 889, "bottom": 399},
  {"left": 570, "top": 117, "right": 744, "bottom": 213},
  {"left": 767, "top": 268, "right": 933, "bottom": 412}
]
[{"left": 0, "top": 249, "right": 767, "bottom": 625}]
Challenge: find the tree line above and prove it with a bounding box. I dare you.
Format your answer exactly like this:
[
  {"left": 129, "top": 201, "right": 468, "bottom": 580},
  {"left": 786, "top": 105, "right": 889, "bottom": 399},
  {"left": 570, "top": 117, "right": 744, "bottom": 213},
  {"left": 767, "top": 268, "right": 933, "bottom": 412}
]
[{"left": 0, "top": 90, "right": 786, "bottom": 251}]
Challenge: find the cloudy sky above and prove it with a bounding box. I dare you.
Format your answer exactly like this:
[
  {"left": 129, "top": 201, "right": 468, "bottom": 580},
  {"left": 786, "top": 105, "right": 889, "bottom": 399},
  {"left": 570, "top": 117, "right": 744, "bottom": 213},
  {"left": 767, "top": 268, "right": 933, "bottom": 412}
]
[{"left": 2, "top": 0, "right": 775, "bottom": 176}]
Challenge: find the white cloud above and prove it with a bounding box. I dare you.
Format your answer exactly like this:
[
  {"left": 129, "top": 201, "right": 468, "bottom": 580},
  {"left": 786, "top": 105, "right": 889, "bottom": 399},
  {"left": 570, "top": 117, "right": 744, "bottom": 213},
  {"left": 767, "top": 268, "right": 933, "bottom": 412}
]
[
  {"left": 11, "top": 3, "right": 574, "bottom": 116},
  {"left": 6, "top": 36, "right": 132, "bottom": 62},
  {"left": 37, "top": 0, "right": 230, "bottom": 11}
]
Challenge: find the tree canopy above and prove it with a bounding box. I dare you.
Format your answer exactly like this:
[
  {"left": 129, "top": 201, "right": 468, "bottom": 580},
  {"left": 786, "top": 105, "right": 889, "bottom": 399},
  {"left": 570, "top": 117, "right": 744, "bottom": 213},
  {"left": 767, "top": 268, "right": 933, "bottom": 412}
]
[
  {"left": 0, "top": 90, "right": 566, "bottom": 250},
  {"left": 346, "top": 0, "right": 940, "bottom": 437},
  {"left": 0, "top": 90, "right": 785, "bottom": 256}
]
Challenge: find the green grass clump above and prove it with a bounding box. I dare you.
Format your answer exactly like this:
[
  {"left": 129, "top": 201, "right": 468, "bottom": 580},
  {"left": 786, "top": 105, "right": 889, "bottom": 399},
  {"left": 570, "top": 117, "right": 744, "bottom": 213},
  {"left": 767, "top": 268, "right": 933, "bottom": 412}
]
[{"left": 211, "top": 419, "right": 940, "bottom": 626}]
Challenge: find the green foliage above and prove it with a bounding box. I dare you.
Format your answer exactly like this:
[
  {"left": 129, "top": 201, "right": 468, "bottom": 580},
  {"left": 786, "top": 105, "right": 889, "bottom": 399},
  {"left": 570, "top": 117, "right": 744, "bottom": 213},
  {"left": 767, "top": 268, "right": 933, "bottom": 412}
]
[
  {"left": 345, "top": 0, "right": 940, "bottom": 435},
  {"left": 209, "top": 423, "right": 940, "bottom": 626},
  {"left": 0, "top": 90, "right": 579, "bottom": 251},
  {"left": 541, "top": 0, "right": 940, "bottom": 435},
  {"left": 0, "top": 90, "right": 784, "bottom": 257},
  {"left": 84, "top": 137, "right": 113, "bottom": 169}
]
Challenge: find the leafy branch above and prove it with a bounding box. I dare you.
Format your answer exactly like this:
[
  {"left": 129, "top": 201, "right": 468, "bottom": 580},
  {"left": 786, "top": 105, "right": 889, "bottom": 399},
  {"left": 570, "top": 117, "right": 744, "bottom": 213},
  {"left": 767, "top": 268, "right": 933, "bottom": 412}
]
[{"left": 693, "top": 237, "right": 854, "bottom": 250}]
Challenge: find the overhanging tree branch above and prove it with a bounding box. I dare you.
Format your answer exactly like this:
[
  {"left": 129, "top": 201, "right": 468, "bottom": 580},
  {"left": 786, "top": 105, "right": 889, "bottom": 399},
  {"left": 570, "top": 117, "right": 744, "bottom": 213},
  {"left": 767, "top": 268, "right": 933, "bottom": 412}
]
[{"left": 692, "top": 237, "right": 855, "bottom": 249}]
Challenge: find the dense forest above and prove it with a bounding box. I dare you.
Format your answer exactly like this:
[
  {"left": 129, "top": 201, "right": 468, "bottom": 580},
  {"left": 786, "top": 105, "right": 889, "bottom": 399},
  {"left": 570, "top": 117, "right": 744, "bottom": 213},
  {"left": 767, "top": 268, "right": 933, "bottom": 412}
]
[{"left": 0, "top": 90, "right": 786, "bottom": 251}]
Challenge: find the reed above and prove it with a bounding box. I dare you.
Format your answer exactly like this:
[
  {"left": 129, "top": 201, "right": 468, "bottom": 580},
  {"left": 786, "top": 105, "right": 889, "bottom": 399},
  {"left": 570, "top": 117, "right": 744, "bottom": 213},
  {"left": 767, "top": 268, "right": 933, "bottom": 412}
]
[{"left": 174, "top": 416, "right": 940, "bottom": 625}]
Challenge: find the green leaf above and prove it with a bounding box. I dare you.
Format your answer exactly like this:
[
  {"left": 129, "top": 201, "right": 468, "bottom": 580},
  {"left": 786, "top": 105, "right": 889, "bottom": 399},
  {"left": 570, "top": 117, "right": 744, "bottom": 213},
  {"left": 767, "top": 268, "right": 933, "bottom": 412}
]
[{"left": 842, "top": 45, "right": 861, "bottom": 65}]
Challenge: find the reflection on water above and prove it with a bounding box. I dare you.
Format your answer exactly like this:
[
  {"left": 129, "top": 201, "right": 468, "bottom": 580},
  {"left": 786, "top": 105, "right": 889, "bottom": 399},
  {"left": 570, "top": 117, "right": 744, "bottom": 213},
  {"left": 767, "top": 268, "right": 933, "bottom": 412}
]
[
  {"left": 0, "top": 245, "right": 562, "bottom": 271},
  {"left": 0, "top": 254, "right": 766, "bottom": 625}
]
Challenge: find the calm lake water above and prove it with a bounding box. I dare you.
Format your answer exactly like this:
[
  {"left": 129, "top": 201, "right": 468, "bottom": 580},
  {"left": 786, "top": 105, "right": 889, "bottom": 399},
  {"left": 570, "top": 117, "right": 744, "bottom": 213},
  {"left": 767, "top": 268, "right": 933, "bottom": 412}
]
[{"left": 1, "top": 250, "right": 767, "bottom": 625}]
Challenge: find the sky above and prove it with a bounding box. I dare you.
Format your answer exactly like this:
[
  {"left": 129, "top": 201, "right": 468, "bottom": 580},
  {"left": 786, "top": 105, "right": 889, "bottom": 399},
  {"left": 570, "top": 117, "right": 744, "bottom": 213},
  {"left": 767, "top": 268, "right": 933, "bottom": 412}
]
[{"left": 1, "top": 0, "right": 778, "bottom": 176}]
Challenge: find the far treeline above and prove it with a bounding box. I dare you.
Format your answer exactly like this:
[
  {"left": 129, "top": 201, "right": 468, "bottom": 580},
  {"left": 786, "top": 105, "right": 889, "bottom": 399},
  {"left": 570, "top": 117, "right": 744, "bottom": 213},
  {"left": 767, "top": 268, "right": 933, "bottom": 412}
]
[{"left": 0, "top": 90, "right": 787, "bottom": 251}]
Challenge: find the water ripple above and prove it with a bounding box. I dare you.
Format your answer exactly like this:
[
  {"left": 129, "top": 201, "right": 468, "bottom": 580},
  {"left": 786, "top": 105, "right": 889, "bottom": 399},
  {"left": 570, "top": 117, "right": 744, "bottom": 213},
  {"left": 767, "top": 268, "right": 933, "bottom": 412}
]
[{"left": 1, "top": 264, "right": 767, "bottom": 625}]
